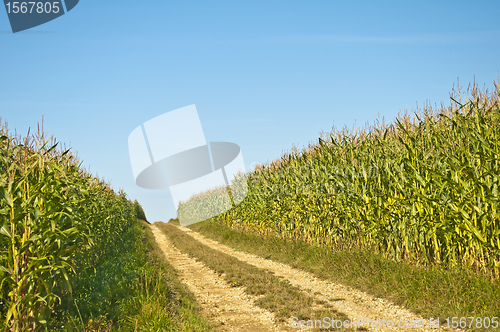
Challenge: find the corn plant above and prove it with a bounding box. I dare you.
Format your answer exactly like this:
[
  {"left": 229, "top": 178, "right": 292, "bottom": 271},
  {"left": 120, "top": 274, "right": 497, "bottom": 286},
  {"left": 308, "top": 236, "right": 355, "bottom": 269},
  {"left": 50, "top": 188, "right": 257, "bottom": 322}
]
[
  {"left": 0, "top": 122, "right": 138, "bottom": 331},
  {"left": 187, "top": 81, "right": 500, "bottom": 277}
]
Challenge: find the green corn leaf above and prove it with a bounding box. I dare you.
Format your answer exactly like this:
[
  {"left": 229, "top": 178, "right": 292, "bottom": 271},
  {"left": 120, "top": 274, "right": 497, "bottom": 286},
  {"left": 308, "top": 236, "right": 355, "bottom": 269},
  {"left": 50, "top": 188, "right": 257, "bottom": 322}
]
[
  {"left": 0, "top": 264, "right": 10, "bottom": 274},
  {"left": 0, "top": 186, "right": 13, "bottom": 207},
  {"left": 0, "top": 222, "right": 12, "bottom": 239}
]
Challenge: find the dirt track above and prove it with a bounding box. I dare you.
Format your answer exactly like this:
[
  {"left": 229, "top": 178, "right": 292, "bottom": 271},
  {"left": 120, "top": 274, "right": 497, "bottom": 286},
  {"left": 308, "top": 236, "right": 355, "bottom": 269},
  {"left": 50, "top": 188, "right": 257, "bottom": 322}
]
[
  {"left": 151, "top": 225, "right": 284, "bottom": 331},
  {"left": 152, "top": 224, "right": 453, "bottom": 332}
]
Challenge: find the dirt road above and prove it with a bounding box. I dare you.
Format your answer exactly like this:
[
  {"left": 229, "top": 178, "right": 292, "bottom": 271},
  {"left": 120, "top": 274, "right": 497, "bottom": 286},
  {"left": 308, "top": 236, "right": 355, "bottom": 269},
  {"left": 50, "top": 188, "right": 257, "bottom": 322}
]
[{"left": 152, "top": 224, "right": 452, "bottom": 332}]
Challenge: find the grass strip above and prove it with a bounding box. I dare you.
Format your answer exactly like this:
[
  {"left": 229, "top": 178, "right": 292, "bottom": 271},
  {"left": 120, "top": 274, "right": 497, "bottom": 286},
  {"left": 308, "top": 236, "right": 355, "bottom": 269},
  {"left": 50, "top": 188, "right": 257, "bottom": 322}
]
[
  {"left": 125, "top": 220, "right": 216, "bottom": 332},
  {"left": 156, "top": 222, "right": 350, "bottom": 330},
  {"left": 52, "top": 220, "right": 215, "bottom": 332},
  {"left": 189, "top": 219, "right": 500, "bottom": 331}
]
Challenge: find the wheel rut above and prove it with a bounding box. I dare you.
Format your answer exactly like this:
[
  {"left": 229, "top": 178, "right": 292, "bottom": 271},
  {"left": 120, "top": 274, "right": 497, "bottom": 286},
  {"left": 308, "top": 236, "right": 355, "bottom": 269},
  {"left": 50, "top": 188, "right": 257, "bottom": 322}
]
[
  {"left": 175, "top": 225, "right": 453, "bottom": 332},
  {"left": 150, "top": 225, "right": 284, "bottom": 332}
]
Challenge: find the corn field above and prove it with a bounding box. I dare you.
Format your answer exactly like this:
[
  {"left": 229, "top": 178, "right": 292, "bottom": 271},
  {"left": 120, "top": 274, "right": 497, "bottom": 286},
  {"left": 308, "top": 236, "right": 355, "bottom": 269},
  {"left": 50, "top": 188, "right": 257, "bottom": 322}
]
[
  {"left": 0, "top": 122, "right": 137, "bottom": 331},
  {"left": 178, "top": 186, "right": 233, "bottom": 225},
  {"left": 206, "top": 82, "right": 500, "bottom": 277}
]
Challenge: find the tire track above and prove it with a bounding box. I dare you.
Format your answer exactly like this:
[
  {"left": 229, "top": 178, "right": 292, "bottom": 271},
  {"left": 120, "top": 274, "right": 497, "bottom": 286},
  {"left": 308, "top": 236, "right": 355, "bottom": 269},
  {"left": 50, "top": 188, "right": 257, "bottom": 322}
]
[
  {"left": 178, "top": 225, "right": 451, "bottom": 332},
  {"left": 150, "top": 225, "right": 285, "bottom": 332}
]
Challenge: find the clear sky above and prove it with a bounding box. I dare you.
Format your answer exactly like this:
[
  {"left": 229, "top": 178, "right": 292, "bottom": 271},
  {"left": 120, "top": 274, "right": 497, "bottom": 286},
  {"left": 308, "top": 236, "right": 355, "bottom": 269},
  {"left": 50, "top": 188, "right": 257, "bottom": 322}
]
[{"left": 1, "top": 0, "right": 500, "bottom": 222}]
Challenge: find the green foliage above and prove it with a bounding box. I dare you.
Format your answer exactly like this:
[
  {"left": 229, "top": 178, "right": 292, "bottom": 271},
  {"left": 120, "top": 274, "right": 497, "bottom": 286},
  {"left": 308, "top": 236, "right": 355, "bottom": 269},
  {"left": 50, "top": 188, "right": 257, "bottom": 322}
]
[
  {"left": 133, "top": 200, "right": 148, "bottom": 222},
  {"left": 204, "top": 82, "right": 500, "bottom": 276},
  {"left": 0, "top": 122, "right": 214, "bottom": 331},
  {"left": 0, "top": 125, "right": 136, "bottom": 331},
  {"left": 49, "top": 220, "right": 214, "bottom": 332},
  {"left": 116, "top": 223, "right": 214, "bottom": 332},
  {"left": 190, "top": 219, "right": 500, "bottom": 330},
  {"left": 54, "top": 214, "right": 140, "bottom": 329}
]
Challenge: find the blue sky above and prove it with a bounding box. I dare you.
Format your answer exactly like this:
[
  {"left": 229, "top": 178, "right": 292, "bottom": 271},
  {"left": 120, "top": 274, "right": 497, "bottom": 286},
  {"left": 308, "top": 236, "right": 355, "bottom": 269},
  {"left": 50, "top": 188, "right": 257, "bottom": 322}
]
[{"left": 1, "top": 0, "right": 500, "bottom": 222}]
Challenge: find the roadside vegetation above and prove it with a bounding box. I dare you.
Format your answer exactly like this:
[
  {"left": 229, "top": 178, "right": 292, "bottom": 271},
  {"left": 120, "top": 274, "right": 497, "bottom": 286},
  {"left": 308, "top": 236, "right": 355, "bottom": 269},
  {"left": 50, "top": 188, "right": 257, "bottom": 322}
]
[
  {"left": 190, "top": 218, "right": 500, "bottom": 330},
  {"left": 51, "top": 220, "right": 214, "bottom": 332},
  {"left": 0, "top": 122, "right": 212, "bottom": 331},
  {"left": 183, "top": 80, "right": 500, "bottom": 330},
  {"left": 219, "top": 82, "right": 500, "bottom": 275}
]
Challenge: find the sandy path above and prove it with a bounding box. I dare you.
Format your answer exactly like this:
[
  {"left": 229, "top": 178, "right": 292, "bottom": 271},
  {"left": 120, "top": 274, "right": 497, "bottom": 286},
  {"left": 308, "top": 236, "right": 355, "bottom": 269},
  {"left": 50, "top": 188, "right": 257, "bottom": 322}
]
[
  {"left": 178, "top": 225, "right": 451, "bottom": 332},
  {"left": 150, "top": 225, "right": 285, "bottom": 332}
]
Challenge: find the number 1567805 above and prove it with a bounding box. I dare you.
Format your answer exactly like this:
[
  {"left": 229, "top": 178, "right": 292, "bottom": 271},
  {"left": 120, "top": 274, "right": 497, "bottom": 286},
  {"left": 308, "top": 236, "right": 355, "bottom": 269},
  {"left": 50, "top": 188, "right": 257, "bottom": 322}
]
[{"left": 5, "top": 2, "right": 61, "bottom": 14}]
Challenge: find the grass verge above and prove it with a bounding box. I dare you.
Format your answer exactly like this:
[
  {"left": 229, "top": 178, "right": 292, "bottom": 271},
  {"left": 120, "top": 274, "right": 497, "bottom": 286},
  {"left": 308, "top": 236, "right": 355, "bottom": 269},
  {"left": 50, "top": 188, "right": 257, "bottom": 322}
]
[
  {"left": 156, "top": 221, "right": 350, "bottom": 331},
  {"left": 189, "top": 218, "right": 500, "bottom": 331},
  {"left": 50, "top": 220, "right": 214, "bottom": 332}
]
